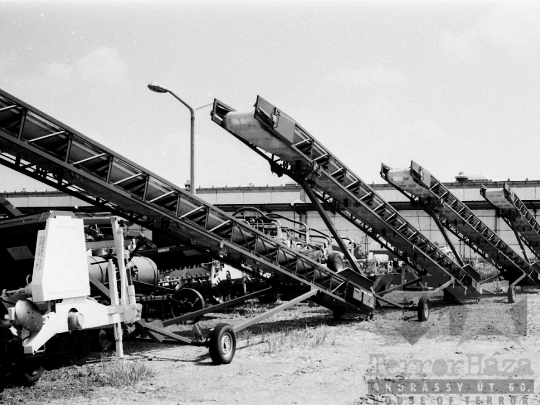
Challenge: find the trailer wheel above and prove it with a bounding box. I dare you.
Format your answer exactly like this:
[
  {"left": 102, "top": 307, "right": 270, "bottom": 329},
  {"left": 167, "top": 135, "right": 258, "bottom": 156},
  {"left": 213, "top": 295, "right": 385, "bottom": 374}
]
[
  {"left": 209, "top": 323, "right": 236, "bottom": 365},
  {"left": 417, "top": 296, "right": 430, "bottom": 322},
  {"left": 17, "top": 363, "right": 44, "bottom": 386},
  {"left": 507, "top": 286, "right": 516, "bottom": 303},
  {"left": 91, "top": 328, "right": 114, "bottom": 352}
]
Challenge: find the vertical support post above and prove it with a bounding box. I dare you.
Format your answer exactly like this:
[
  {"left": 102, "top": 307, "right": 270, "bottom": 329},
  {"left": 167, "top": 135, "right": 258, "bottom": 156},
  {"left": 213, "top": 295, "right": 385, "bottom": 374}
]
[
  {"left": 190, "top": 113, "right": 195, "bottom": 195},
  {"left": 111, "top": 217, "right": 128, "bottom": 306},
  {"left": 142, "top": 175, "right": 150, "bottom": 201},
  {"left": 105, "top": 155, "right": 113, "bottom": 183},
  {"left": 164, "top": 90, "right": 195, "bottom": 194},
  {"left": 64, "top": 133, "right": 73, "bottom": 163},
  {"left": 107, "top": 260, "right": 124, "bottom": 357},
  {"left": 174, "top": 194, "right": 182, "bottom": 217},
  {"left": 17, "top": 108, "right": 27, "bottom": 140}
]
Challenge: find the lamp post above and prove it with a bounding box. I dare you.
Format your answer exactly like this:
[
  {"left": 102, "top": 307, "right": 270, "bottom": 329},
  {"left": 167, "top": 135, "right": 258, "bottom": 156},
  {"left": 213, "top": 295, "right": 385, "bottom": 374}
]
[{"left": 148, "top": 82, "right": 196, "bottom": 194}]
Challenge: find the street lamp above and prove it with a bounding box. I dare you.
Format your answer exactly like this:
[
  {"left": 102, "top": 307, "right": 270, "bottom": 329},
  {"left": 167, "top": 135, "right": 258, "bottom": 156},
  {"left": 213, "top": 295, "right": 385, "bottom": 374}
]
[{"left": 148, "top": 82, "right": 196, "bottom": 194}]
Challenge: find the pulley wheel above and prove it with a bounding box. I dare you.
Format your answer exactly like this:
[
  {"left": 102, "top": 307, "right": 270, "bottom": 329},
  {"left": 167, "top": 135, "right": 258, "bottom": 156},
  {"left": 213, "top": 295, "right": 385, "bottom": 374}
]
[{"left": 170, "top": 288, "right": 205, "bottom": 323}]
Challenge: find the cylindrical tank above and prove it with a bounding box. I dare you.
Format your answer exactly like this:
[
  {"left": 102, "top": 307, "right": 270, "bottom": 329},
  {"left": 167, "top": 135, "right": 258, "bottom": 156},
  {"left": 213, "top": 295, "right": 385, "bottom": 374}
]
[
  {"left": 87, "top": 256, "right": 158, "bottom": 285},
  {"left": 128, "top": 256, "right": 158, "bottom": 285},
  {"left": 87, "top": 256, "right": 108, "bottom": 283}
]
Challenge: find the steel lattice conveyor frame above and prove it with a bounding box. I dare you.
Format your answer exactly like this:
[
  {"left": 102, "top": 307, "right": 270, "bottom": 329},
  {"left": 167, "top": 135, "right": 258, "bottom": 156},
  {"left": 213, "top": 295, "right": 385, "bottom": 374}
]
[
  {"left": 211, "top": 96, "right": 482, "bottom": 319},
  {"left": 381, "top": 161, "right": 540, "bottom": 303},
  {"left": 482, "top": 184, "right": 540, "bottom": 263},
  {"left": 0, "top": 88, "right": 376, "bottom": 363}
]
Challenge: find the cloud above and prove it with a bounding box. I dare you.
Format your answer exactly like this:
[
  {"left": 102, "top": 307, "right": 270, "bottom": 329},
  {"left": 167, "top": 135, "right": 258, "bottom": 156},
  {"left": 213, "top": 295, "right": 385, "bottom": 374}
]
[
  {"left": 441, "top": 5, "right": 540, "bottom": 58},
  {"left": 74, "top": 47, "right": 129, "bottom": 86},
  {"left": 326, "top": 66, "right": 408, "bottom": 90},
  {"left": 1, "top": 47, "right": 130, "bottom": 98}
]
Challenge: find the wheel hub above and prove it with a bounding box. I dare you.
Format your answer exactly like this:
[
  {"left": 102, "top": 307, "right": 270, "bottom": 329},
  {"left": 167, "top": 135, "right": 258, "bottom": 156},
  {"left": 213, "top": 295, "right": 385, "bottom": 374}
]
[{"left": 221, "top": 334, "right": 232, "bottom": 354}]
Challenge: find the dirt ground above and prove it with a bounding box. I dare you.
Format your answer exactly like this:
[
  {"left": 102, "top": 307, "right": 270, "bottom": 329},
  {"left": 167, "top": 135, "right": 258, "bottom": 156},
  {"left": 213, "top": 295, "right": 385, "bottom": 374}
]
[{"left": 3, "top": 282, "right": 540, "bottom": 405}]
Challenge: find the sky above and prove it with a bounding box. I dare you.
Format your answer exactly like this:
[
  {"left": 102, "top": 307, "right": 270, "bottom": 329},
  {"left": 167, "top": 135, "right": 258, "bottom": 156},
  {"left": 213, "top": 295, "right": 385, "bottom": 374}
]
[{"left": 1, "top": 0, "right": 540, "bottom": 193}]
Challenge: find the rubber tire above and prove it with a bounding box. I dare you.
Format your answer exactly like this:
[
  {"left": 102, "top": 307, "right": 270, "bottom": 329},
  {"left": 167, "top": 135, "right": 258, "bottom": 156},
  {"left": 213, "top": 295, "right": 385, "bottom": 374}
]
[
  {"left": 507, "top": 286, "right": 516, "bottom": 303},
  {"left": 17, "top": 363, "right": 44, "bottom": 386},
  {"left": 417, "top": 296, "right": 430, "bottom": 322},
  {"left": 91, "top": 328, "right": 114, "bottom": 352},
  {"left": 326, "top": 252, "right": 345, "bottom": 272},
  {"left": 209, "top": 323, "right": 236, "bottom": 365}
]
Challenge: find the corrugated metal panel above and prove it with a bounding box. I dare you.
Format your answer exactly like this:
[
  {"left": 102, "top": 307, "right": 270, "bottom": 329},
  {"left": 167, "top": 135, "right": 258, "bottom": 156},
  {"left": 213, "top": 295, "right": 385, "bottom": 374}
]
[
  {"left": 244, "top": 192, "right": 272, "bottom": 204},
  {"left": 6, "top": 194, "right": 90, "bottom": 207},
  {"left": 511, "top": 187, "right": 537, "bottom": 200},
  {"left": 199, "top": 191, "right": 218, "bottom": 205},
  {"left": 2, "top": 185, "right": 539, "bottom": 259},
  {"left": 377, "top": 188, "right": 409, "bottom": 202},
  {"left": 215, "top": 192, "right": 244, "bottom": 204},
  {"left": 462, "top": 188, "right": 482, "bottom": 201},
  {"left": 270, "top": 191, "right": 301, "bottom": 204},
  {"left": 6, "top": 196, "right": 30, "bottom": 207}
]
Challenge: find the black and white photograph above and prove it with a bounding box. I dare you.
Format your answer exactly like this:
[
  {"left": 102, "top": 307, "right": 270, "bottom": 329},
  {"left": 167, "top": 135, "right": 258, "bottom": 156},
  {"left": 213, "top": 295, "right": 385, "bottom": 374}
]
[{"left": 0, "top": 1, "right": 539, "bottom": 404}]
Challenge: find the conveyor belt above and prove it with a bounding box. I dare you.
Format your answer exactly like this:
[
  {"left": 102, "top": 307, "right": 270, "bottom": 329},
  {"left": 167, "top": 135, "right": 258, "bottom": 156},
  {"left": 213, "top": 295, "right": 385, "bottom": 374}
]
[
  {"left": 382, "top": 161, "right": 539, "bottom": 285},
  {"left": 0, "top": 88, "right": 375, "bottom": 315},
  {"left": 482, "top": 184, "right": 540, "bottom": 262},
  {"left": 211, "top": 96, "right": 481, "bottom": 296}
]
